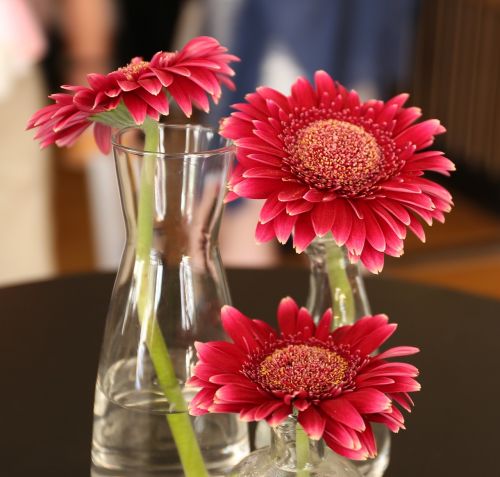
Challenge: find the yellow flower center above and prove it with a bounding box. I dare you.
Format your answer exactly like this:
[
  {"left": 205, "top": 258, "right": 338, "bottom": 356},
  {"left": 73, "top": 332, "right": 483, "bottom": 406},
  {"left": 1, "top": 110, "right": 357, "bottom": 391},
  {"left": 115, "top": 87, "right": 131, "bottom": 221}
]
[
  {"left": 118, "top": 59, "right": 150, "bottom": 81},
  {"left": 287, "top": 119, "right": 384, "bottom": 195},
  {"left": 258, "top": 344, "right": 348, "bottom": 395}
]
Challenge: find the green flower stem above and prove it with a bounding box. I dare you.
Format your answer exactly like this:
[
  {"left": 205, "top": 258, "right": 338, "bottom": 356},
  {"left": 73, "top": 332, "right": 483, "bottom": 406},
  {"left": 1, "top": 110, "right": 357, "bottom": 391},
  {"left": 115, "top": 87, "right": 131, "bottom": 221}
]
[
  {"left": 296, "top": 422, "right": 311, "bottom": 477},
  {"left": 135, "top": 118, "right": 209, "bottom": 477},
  {"left": 324, "top": 235, "right": 355, "bottom": 329}
]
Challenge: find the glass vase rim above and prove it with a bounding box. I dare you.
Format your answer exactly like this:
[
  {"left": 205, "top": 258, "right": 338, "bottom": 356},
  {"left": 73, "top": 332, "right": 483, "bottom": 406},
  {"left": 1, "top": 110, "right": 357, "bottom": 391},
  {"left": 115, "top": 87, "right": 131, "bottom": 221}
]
[{"left": 111, "top": 123, "right": 235, "bottom": 158}]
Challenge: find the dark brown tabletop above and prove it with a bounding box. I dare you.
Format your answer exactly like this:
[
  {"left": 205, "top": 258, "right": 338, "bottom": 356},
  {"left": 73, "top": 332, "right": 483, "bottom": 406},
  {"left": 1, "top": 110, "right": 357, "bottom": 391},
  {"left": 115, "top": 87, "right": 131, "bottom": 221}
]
[{"left": 1, "top": 269, "right": 499, "bottom": 476}]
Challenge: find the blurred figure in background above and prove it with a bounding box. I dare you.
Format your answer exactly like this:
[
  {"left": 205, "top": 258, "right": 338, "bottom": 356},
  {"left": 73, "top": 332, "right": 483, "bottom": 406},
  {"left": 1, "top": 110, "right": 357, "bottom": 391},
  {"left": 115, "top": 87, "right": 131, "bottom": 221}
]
[
  {"left": 0, "top": 0, "right": 51, "bottom": 285},
  {"left": 61, "top": 0, "right": 182, "bottom": 271},
  {"left": 0, "top": 0, "right": 114, "bottom": 284}
]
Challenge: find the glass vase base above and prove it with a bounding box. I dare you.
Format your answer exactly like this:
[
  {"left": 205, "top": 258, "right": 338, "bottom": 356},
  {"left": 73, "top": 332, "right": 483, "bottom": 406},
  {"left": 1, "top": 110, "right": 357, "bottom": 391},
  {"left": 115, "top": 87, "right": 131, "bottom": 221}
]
[
  {"left": 254, "top": 421, "right": 390, "bottom": 477},
  {"left": 92, "top": 358, "right": 249, "bottom": 476},
  {"left": 228, "top": 447, "right": 362, "bottom": 477}
]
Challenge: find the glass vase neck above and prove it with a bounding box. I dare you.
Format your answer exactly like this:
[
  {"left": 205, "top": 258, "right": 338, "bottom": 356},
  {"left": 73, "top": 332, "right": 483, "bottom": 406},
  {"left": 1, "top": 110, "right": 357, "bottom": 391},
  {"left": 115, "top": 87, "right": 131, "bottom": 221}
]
[
  {"left": 305, "top": 236, "right": 370, "bottom": 327},
  {"left": 270, "top": 418, "right": 324, "bottom": 471},
  {"left": 113, "top": 124, "right": 234, "bottom": 257}
]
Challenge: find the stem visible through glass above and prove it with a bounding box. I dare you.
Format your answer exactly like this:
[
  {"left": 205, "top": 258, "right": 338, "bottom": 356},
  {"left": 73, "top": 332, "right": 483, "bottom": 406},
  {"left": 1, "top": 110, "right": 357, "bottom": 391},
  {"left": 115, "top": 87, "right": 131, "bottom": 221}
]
[
  {"left": 135, "top": 118, "right": 209, "bottom": 477},
  {"left": 294, "top": 409, "right": 310, "bottom": 477},
  {"left": 324, "top": 234, "right": 355, "bottom": 329}
]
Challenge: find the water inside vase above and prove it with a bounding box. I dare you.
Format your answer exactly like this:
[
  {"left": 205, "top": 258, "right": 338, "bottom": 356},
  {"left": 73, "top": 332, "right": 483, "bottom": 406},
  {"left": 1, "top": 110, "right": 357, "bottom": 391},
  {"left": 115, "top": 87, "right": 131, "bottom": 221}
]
[{"left": 91, "top": 358, "right": 249, "bottom": 476}]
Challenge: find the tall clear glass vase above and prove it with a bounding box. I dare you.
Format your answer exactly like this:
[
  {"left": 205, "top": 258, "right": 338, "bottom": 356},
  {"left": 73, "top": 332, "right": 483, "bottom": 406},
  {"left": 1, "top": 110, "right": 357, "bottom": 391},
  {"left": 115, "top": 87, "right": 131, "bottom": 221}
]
[
  {"left": 304, "top": 236, "right": 390, "bottom": 477},
  {"left": 91, "top": 124, "right": 249, "bottom": 476}
]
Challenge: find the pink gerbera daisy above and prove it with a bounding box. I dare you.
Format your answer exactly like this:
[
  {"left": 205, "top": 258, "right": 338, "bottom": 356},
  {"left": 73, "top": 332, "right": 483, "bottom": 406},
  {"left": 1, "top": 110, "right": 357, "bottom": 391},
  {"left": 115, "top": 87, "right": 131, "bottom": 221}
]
[
  {"left": 189, "top": 298, "right": 420, "bottom": 460},
  {"left": 220, "top": 71, "right": 455, "bottom": 273},
  {"left": 27, "top": 36, "right": 239, "bottom": 153}
]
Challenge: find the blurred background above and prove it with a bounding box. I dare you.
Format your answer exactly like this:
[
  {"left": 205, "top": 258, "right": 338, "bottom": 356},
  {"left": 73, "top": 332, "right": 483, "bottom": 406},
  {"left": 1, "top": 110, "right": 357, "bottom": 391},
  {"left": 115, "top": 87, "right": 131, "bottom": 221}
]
[{"left": 1, "top": 0, "right": 499, "bottom": 298}]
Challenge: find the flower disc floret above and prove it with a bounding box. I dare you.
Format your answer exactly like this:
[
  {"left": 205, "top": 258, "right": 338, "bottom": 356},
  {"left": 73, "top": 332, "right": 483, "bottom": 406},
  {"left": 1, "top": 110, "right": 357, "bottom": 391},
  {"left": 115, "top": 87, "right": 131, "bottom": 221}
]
[
  {"left": 256, "top": 344, "right": 349, "bottom": 395},
  {"left": 118, "top": 58, "right": 150, "bottom": 80},
  {"left": 284, "top": 119, "right": 386, "bottom": 194}
]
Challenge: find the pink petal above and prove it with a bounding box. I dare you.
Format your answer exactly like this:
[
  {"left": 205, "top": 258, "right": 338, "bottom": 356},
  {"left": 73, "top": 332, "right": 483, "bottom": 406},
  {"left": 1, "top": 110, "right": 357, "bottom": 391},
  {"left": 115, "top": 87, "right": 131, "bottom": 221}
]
[
  {"left": 235, "top": 137, "right": 280, "bottom": 156},
  {"left": 136, "top": 89, "right": 169, "bottom": 115},
  {"left": 273, "top": 212, "right": 296, "bottom": 243},
  {"left": 254, "top": 401, "right": 287, "bottom": 421},
  {"left": 256, "top": 220, "right": 277, "bottom": 243},
  {"left": 371, "top": 202, "right": 407, "bottom": 239},
  {"left": 293, "top": 214, "right": 317, "bottom": 253},
  {"left": 360, "top": 244, "right": 385, "bottom": 274},
  {"left": 253, "top": 128, "right": 283, "bottom": 149},
  {"left": 359, "top": 205, "right": 386, "bottom": 252},
  {"left": 303, "top": 189, "right": 326, "bottom": 202},
  {"left": 395, "top": 119, "right": 445, "bottom": 149},
  {"left": 315, "top": 309, "right": 333, "bottom": 339},
  {"left": 407, "top": 214, "right": 426, "bottom": 242},
  {"left": 123, "top": 93, "right": 147, "bottom": 124},
  {"left": 277, "top": 297, "right": 299, "bottom": 336},
  {"left": 393, "top": 106, "right": 423, "bottom": 134},
  {"left": 291, "top": 77, "right": 317, "bottom": 107},
  {"left": 233, "top": 178, "right": 280, "bottom": 199},
  {"left": 286, "top": 199, "right": 314, "bottom": 216},
  {"left": 220, "top": 305, "right": 258, "bottom": 352},
  {"left": 376, "top": 103, "right": 398, "bottom": 125},
  {"left": 247, "top": 153, "right": 283, "bottom": 167},
  {"left": 356, "top": 376, "right": 395, "bottom": 388},
  {"left": 117, "top": 79, "right": 140, "bottom": 92},
  {"left": 209, "top": 373, "right": 254, "bottom": 386},
  {"left": 378, "top": 198, "right": 411, "bottom": 225},
  {"left": 296, "top": 307, "right": 315, "bottom": 338},
  {"left": 298, "top": 406, "right": 326, "bottom": 439},
  {"left": 331, "top": 200, "right": 353, "bottom": 246},
  {"left": 369, "top": 412, "right": 403, "bottom": 433},
  {"left": 251, "top": 319, "right": 278, "bottom": 342},
  {"left": 314, "top": 70, "right": 337, "bottom": 99},
  {"left": 385, "top": 92, "right": 409, "bottom": 110},
  {"left": 256, "top": 86, "right": 290, "bottom": 111},
  {"left": 277, "top": 183, "right": 308, "bottom": 202},
  {"left": 363, "top": 362, "right": 419, "bottom": 378},
  {"left": 151, "top": 68, "right": 174, "bottom": 87},
  {"left": 323, "top": 436, "right": 369, "bottom": 461},
  {"left": 345, "top": 215, "right": 366, "bottom": 255},
  {"left": 138, "top": 77, "right": 163, "bottom": 95},
  {"left": 358, "top": 425, "right": 377, "bottom": 458},
  {"left": 339, "top": 315, "right": 389, "bottom": 346},
  {"left": 343, "top": 389, "right": 392, "bottom": 414},
  {"left": 293, "top": 399, "right": 310, "bottom": 411},
  {"left": 266, "top": 404, "right": 292, "bottom": 426},
  {"left": 194, "top": 358, "right": 240, "bottom": 378},
  {"left": 321, "top": 398, "right": 366, "bottom": 432},
  {"left": 311, "top": 202, "right": 335, "bottom": 236},
  {"left": 195, "top": 340, "right": 245, "bottom": 365},
  {"left": 168, "top": 81, "right": 193, "bottom": 117},
  {"left": 323, "top": 420, "right": 357, "bottom": 450},
  {"left": 216, "top": 384, "right": 267, "bottom": 404},
  {"left": 243, "top": 166, "right": 284, "bottom": 180},
  {"left": 376, "top": 346, "right": 420, "bottom": 360},
  {"left": 260, "top": 195, "right": 286, "bottom": 223},
  {"left": 92, "top": 123, "right": 112, "bottom": 154}
]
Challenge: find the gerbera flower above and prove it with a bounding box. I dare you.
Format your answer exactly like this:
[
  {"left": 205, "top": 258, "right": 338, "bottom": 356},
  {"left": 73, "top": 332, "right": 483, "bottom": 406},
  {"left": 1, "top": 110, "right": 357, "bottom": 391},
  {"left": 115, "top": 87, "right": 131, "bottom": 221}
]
[
  {"left": 188, "top": 298, "right": 420, "bottom": 460},
  {"left": 27, "top": 36, "right": 238, "bottom": 153},
  {"left": 220, "top": 71, "right": 455, "bottom": 273}
]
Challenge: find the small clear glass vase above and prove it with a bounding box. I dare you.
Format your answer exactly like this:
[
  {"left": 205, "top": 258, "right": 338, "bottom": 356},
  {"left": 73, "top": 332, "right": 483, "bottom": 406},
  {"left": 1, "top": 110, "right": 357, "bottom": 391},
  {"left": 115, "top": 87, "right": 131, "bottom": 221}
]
[
  {"left": 304, "top": 236, "right": 390, "bottom": 477},
  {"left": 230, "top": 417, "right": 362, "bottom": 476},
  {"left": 91, "top": 124, "right": 249, "bottom": 476}
]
